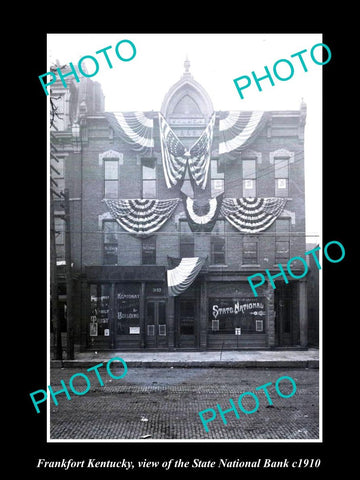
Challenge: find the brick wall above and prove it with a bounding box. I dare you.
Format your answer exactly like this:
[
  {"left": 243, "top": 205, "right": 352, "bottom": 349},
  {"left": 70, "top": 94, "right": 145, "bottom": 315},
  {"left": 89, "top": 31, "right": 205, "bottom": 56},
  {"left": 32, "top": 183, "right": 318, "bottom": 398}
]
[{"left": 70, "top": 109, "right": 305, "bottom": 272}]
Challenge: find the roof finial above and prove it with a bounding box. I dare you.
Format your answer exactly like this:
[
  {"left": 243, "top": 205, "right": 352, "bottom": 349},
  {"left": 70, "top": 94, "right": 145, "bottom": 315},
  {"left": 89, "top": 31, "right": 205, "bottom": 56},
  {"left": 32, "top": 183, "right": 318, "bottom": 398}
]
[{"left": 184, "top": 56, "right": 191, "bottom": 75}]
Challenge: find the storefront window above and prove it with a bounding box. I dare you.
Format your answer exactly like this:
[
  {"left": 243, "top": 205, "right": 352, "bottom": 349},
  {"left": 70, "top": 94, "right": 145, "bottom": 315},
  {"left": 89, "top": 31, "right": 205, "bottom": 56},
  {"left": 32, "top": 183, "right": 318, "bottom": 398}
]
[
  {"left": 117, "top": 284, "right": 140, "bottom": 335},
  {"left": 208, "top": 297, "right": 266, "bottom": 334},
  {"left": 89, "top": 284, "right": 110, "bottom": 337}
]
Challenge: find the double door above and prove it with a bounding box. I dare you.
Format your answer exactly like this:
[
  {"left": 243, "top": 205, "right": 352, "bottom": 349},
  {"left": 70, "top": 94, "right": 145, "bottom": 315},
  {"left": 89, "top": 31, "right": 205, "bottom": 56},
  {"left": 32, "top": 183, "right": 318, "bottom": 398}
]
[{"left": 145, "top": 300, "right": 167, "bottom": 348}]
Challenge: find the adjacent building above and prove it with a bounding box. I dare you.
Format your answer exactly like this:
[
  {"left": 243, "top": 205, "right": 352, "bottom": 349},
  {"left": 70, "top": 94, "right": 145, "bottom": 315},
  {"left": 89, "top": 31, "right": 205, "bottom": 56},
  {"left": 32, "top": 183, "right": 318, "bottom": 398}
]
[{"left": 50, "top": 59, "right": 317, "bottom": 355}]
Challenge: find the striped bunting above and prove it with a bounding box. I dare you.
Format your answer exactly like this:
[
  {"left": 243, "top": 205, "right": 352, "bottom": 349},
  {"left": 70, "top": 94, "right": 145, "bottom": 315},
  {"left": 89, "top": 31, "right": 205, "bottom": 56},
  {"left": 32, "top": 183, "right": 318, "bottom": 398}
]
[
  {"left": 159, "top": 113, "right": 187, "bottom": 188},
  {"left": 167, "top": 257, "right": 207, "bottom": 297},
  {"left": 188, "top": 113, "right": 216, "bottom": 189},
  {"left": 104, "top": 198, "right": 179, "bottom": 237},
  {"left": 182, "top": 192, "right": 223, "bottom": 232},
  {"left": 221, "top": 197, "right": 287, "bottom": 233},
  {"left": 219, "top": 111, "right": 266, "bottom": 155},
  {"left": 105, "top": 112, "right": 154, "bottom": 151},
  {"left": 159, "top": 113, "right": 216, "bottom": 189}
]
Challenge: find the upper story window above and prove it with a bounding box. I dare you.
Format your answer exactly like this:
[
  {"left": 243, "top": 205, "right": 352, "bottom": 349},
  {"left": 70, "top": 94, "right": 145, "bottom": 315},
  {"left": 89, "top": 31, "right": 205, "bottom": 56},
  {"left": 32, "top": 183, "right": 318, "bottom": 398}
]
[
  {"left": 103, "top": 220, "right": 119, "bottom": 265},
  {"left": 210, "top": 159, "right": 224, "bottom": 197},
  {"left": 179, "top": 219, "right": 194, "bottom": 257},
  {"left": 242, "top": 159, "right": 256, "bottom": 197},
  {"left": 274, "top": 158, "right": 289, "bottom": 197},
  {"left": 142, "top": 159, "right": 156, "bottom": 198},
  {"left": 242, "top": 236, "right": 259, "bottom": 265},
  {"left": 104, "top": 159, "right": 119, "bottom": 198},
  {"left": 142, "top": 236, "right": 156, "bottom": 264},
  {"left": 210, "top": 219, "right": 226, "bottom": 265},
  {"left": 275, "top": 218, "right": 290, "bottom": 264}
]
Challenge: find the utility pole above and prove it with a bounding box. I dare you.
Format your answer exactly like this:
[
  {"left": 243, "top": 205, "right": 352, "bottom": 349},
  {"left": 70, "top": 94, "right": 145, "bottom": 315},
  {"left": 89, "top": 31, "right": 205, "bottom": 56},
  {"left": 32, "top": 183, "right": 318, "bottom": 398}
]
[
  {"left": 50, "top": 188, "right": 63, "bottom": 360},
  {"left": 64, "top": 188, "right": 74, "bottom": 360},
  {"left": 50, "top": 149, "right": 62, "bottom": 361}
]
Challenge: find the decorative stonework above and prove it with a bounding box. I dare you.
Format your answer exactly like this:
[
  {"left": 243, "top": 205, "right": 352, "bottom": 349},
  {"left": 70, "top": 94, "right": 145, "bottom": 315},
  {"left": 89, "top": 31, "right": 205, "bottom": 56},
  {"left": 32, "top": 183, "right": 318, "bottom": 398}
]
[
  {"left": 98, "top": 211, "right": 112, "bottom": 229},
  {"left": 280, "top": 209, "right": 296, "bottom": 225},
  {"left": 241, "top": 149, "right": 262, "bottom": 164},
  {"left": 269, "top": 148, "right": 295, "bottom": 164},
  {"left": 98, "top": 149, "right": 123, "bottom": 166}
]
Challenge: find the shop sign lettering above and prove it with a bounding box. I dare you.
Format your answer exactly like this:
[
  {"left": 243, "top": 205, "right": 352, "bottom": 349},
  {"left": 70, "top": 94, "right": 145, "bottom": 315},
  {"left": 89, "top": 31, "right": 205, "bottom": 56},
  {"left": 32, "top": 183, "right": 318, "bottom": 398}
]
[
  {"left": 212, "top": 300, "right": 265, "bottom": 319},
  {"left": 117, "top": 293, "right": 140, "bottom": 300},
  {"left": 117, "top": 312, "right": 140, "bottom": 320}
]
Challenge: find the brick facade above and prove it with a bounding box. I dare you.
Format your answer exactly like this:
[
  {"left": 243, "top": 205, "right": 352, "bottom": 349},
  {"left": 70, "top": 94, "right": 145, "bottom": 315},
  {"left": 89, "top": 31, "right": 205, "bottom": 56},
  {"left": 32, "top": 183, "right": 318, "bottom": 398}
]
[{"left": 51, "top": 62, "right": 313, "bottom": 353}]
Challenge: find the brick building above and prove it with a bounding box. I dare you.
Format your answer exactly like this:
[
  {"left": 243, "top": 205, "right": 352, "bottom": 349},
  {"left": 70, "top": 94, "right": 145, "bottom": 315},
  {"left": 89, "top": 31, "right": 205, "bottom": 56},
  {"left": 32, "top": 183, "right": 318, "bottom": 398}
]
[{"left": 50, "top": 60, "right": 315, "bottom": 354}]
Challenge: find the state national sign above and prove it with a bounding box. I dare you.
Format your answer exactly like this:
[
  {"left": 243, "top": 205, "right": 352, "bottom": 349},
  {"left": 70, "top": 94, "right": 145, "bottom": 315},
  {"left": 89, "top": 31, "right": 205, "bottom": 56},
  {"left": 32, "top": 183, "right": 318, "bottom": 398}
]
[{"left": 209, "top": 297, "right": 266, "bottom": 334}]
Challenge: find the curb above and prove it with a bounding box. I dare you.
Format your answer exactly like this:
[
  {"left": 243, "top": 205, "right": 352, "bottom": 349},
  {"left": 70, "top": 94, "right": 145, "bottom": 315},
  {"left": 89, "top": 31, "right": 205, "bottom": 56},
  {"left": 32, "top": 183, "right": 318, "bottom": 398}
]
[{"left": 50, "top": 360, "right": 319, "bottom": 369}]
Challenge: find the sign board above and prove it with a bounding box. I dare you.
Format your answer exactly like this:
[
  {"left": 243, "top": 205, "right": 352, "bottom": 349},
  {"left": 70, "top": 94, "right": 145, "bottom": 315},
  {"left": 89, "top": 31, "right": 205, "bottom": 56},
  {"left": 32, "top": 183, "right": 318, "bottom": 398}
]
[
  {"left": 104, "top": 328, "right": 110, "bottom": 336},
  {"left": 209, "top": 297, "right": 266, "bottom": 334},
  {"left": 89, "top": 321, "right": 98, "bottom": 337},
  {"left": 129, "top": 326, "right": 140, "bottom": 334}
]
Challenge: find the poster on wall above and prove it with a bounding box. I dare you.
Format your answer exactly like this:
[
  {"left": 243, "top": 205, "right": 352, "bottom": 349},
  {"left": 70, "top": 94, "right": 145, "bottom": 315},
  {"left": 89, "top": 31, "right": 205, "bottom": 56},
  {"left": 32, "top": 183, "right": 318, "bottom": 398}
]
[{"left": 22, "top": 26, "right": 349, "bottom": 477}]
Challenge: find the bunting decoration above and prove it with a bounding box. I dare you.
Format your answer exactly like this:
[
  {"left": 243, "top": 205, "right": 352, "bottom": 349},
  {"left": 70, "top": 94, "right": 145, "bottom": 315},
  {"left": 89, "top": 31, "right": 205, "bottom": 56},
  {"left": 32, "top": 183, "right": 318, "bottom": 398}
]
[
  {"left": 159, "top": 113, "right": 187, "bottom": 188},
  {"left": 159, "top": 113, "right": 216, "bottom": 189},
  {"left": 105, "top": 112, "right": 154, "bottom": 151},
  {"left": 167, "top": 257, "right": 207, "bottom": 297},
  {"left": 218, "top": 111, "right": 266, "bottom": 155},
  {"left": 187, "top": 113, "right": 216, "bottom": 189},
  {"left": 104, "top": 198, "right": 179, "bottom": 237},
  {"left": 221, "top": 197, "right": 287, "bottom": 233},
  {"left": 181, "top": 192, "right": 223, "bottom": 232}
]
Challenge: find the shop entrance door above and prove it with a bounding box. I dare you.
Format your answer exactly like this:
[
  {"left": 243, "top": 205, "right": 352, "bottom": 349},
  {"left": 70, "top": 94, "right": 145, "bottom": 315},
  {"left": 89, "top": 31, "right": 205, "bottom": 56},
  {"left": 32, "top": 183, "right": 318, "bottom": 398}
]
[
  {"left": 177, "top": 299, "right": 197, "bottom": 349},
  {"left": 145, "top": 300, "right": 167, "bottom": 349},
  {"left": 274, "top": 284, "right": 292, "bottom": 346}
]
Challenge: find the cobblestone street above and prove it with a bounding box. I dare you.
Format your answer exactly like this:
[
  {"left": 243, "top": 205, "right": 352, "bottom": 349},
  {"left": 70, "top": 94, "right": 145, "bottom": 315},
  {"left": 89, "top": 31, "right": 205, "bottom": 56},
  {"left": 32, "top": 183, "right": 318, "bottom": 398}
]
[{"left": 49, "top": 366, "right": 319, "bottom": 440}]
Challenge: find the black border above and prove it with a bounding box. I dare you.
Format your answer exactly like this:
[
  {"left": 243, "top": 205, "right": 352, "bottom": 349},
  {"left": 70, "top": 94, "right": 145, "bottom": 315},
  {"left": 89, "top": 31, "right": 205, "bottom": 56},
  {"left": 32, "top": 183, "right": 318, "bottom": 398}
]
[{"left": 20, "top": 27, "right": 348, "bottom": 477}]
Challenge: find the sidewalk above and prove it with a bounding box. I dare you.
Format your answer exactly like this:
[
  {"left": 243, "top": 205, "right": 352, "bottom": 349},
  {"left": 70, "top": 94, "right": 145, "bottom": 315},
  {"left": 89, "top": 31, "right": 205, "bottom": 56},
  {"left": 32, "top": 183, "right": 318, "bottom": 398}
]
[{"left": 51, "top": 348, "right": 319, "bottom": 369}]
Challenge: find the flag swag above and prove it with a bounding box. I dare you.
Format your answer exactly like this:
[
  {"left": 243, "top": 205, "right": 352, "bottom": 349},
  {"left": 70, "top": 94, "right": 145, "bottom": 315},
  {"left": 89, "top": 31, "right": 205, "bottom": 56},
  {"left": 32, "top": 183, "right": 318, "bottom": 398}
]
[
  {"left": 218, "top": 111, "right": 267, "bottom": 155},
  {"left": 181, "top": 192, "right": 223, "bottom": 232},
  {"left": 104, "top": 198, "right": 179, "bottom": 237},
  {"left": 159, "top": 113, "right": 216, "bottom": 189},
  {"left": 167, "top": 257, "right": 207, "bottom": 297},
  {"left": 221, "top": 197, "right": 287, "bottom": 233},
  {"left": 105, "top": 112, "right": 154, "bottom": 151}
]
